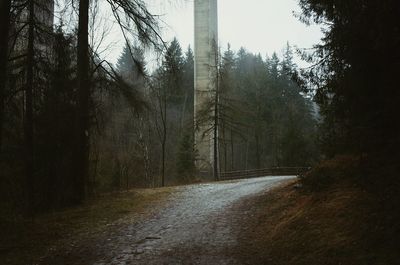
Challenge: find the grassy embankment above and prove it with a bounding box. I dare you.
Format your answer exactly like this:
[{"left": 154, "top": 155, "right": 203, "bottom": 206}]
[{"left": 235, "top": 156, "right": 400, "bottom": 265}]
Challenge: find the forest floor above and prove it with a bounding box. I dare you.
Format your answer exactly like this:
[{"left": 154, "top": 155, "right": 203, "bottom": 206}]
[
  {"left": 229, "top": 157, "right": 400, "bottom": 265},
  {"left": 0, "top": 187, "right": 175, "bottom": 265},
  {"left": 1, "top": 176, "right": 292, "bottom": 265},
  {"left": 2, "top": 168, "right": 398, "bottom": 265},
  {"left": 229, "top": 180, "right": 385, "bottom": 265}
]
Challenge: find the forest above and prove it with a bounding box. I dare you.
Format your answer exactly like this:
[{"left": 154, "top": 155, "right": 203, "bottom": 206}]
[
  {"left": 0, "top": 0, "right": 318, "bottom": 216},
  {"left": 0, "top": 0, "right": 399, "bottom": 264}
]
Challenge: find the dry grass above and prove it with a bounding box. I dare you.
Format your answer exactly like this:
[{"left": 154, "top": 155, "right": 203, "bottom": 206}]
[
  {"left": 232, "top": 159, "right": 400, "bottom": 265},
  {"left": 0, "top": 187, "right": 174, "bottom": 265}
]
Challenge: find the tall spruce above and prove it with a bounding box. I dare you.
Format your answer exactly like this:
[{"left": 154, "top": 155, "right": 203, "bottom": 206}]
[{"left": 297, "top": 0, "right": 400, "bottom": 158}]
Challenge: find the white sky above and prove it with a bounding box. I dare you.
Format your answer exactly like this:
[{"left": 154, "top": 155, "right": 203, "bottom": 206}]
[{"left": 98, "top": 0, "right": 323, "bottom": 67}]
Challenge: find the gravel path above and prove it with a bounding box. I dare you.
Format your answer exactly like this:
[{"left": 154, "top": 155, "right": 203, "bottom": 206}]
[{"left": 42, "top": 176, "right": 295, "bottom": 265}]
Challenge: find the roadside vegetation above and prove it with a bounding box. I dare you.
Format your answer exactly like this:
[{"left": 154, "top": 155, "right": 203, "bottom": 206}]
[
  {"left": 0, "top": 187, "right": 174, "bottom": 265},
  {"left": 0, "top": 0, "right": 399, "bottom": 263},
  {"left": 233, "top": 156, "right": 400, "bottom": 265},
  {"left": 238, "top": 0, "right": 400, "bottom": 262},
  {"left": 0, "top": 1, "right": 317, "bottom": 219}
]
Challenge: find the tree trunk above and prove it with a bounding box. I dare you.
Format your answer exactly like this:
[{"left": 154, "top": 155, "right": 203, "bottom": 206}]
[
  {"left": 161, "top": 100, "right": 166, "bottom": 187},
  {"left": 222, "top": 123, "right": 227, "bottom": 172},
  {"left": 180, "top": 89, "right": 188, "bottom": 133},
  {"left": 245, "top": 140, "right": 249, "bottom": 170},
  {"left": 255, "top": 129, "right": 261, "bottom": 169},
  {"left": 230, "top": 129, "right": 234, "bottom": 170},
  {"left": 161, "top": 134, "right": 165, "bottom": 187},
  {"left": 213, "top": 75, "right": 219, "bottom": 181},
  {"left": 137, "top": 116, "right": 151, "bottom": 187},
  {"left": 75, "top": 0, "right": 90, "bottom": 203},
  {"left": 160, "top": 84, "right": 167, "bottom": 187},
  {"left": 0, "top": 0, "right": 11, "bottom": 151},
  {"left": 25, "top": 0, "right": 35, "bottom": 216}
]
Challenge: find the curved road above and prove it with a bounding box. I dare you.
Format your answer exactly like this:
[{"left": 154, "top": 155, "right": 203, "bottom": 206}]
[{"left": 44, "top": 176, "right": 294, "bottom": 265}]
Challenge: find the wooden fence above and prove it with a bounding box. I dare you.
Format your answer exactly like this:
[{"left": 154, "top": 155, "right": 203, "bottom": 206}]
[{"left": 219, "top": 167, "right": 310, "bottom": 181}]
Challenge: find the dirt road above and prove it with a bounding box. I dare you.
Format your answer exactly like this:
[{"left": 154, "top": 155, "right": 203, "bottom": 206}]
[{"left": 42, "top": 176, "right": 294, "bottom": 265}]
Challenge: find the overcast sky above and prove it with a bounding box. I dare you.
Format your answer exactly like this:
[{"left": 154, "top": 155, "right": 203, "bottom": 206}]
[{"left": 101, "top": 0, "right": 323, "bottom": 67}]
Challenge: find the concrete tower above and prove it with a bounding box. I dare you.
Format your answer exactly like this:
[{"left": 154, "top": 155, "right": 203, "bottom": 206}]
[{"left": 194, "top": 0, "right": 218, "bottom": 174}]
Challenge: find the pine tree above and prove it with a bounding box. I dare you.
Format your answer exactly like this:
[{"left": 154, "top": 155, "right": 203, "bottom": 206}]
[
  {"left": 116, "top": 43, "right": 145, "bottom": 85},
  {"left": 298, "top": 0, "right": 400, "bottom": 158},
  {"left": 162, "top": 38, "right": 184, "bottom": 104},
  {"left": 177, "top": 133, "right": 195, "bottom": 179}
]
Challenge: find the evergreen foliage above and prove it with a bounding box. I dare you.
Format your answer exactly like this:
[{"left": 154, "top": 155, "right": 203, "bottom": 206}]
[
  {"left": 212, "top": 44, "right": 318, "bottom": 171},
  {"left": 297, "top": 0, "right": 400, "bottom": 159}
]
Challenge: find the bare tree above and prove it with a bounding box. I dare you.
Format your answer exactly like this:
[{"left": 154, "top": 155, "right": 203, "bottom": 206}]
[
  {"left": 195, "top": 39, "right": 220, "bottom": 181},
  {"left": 151, "top": 74, "right": 167, "bottom": 187},
  {"left": 74, "top": 0, "right": 163, "bottom": 200},
  {"left": 212, "top": 40, "right": 219, "bottom": 181}
]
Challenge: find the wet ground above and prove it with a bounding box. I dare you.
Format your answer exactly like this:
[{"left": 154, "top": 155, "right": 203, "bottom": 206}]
[{"left": 41, "top": 176, "right": 294, "bottom": 265}]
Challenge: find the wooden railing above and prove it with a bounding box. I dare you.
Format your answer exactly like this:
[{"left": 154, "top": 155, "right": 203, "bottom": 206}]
[{"left": 219, "top": 167, "right": 310, "bottom": 181}]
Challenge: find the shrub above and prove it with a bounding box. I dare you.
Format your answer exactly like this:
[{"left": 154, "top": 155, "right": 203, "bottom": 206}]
[{"left": 300, "top": 155, "right": 361, "bottom": 191}]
